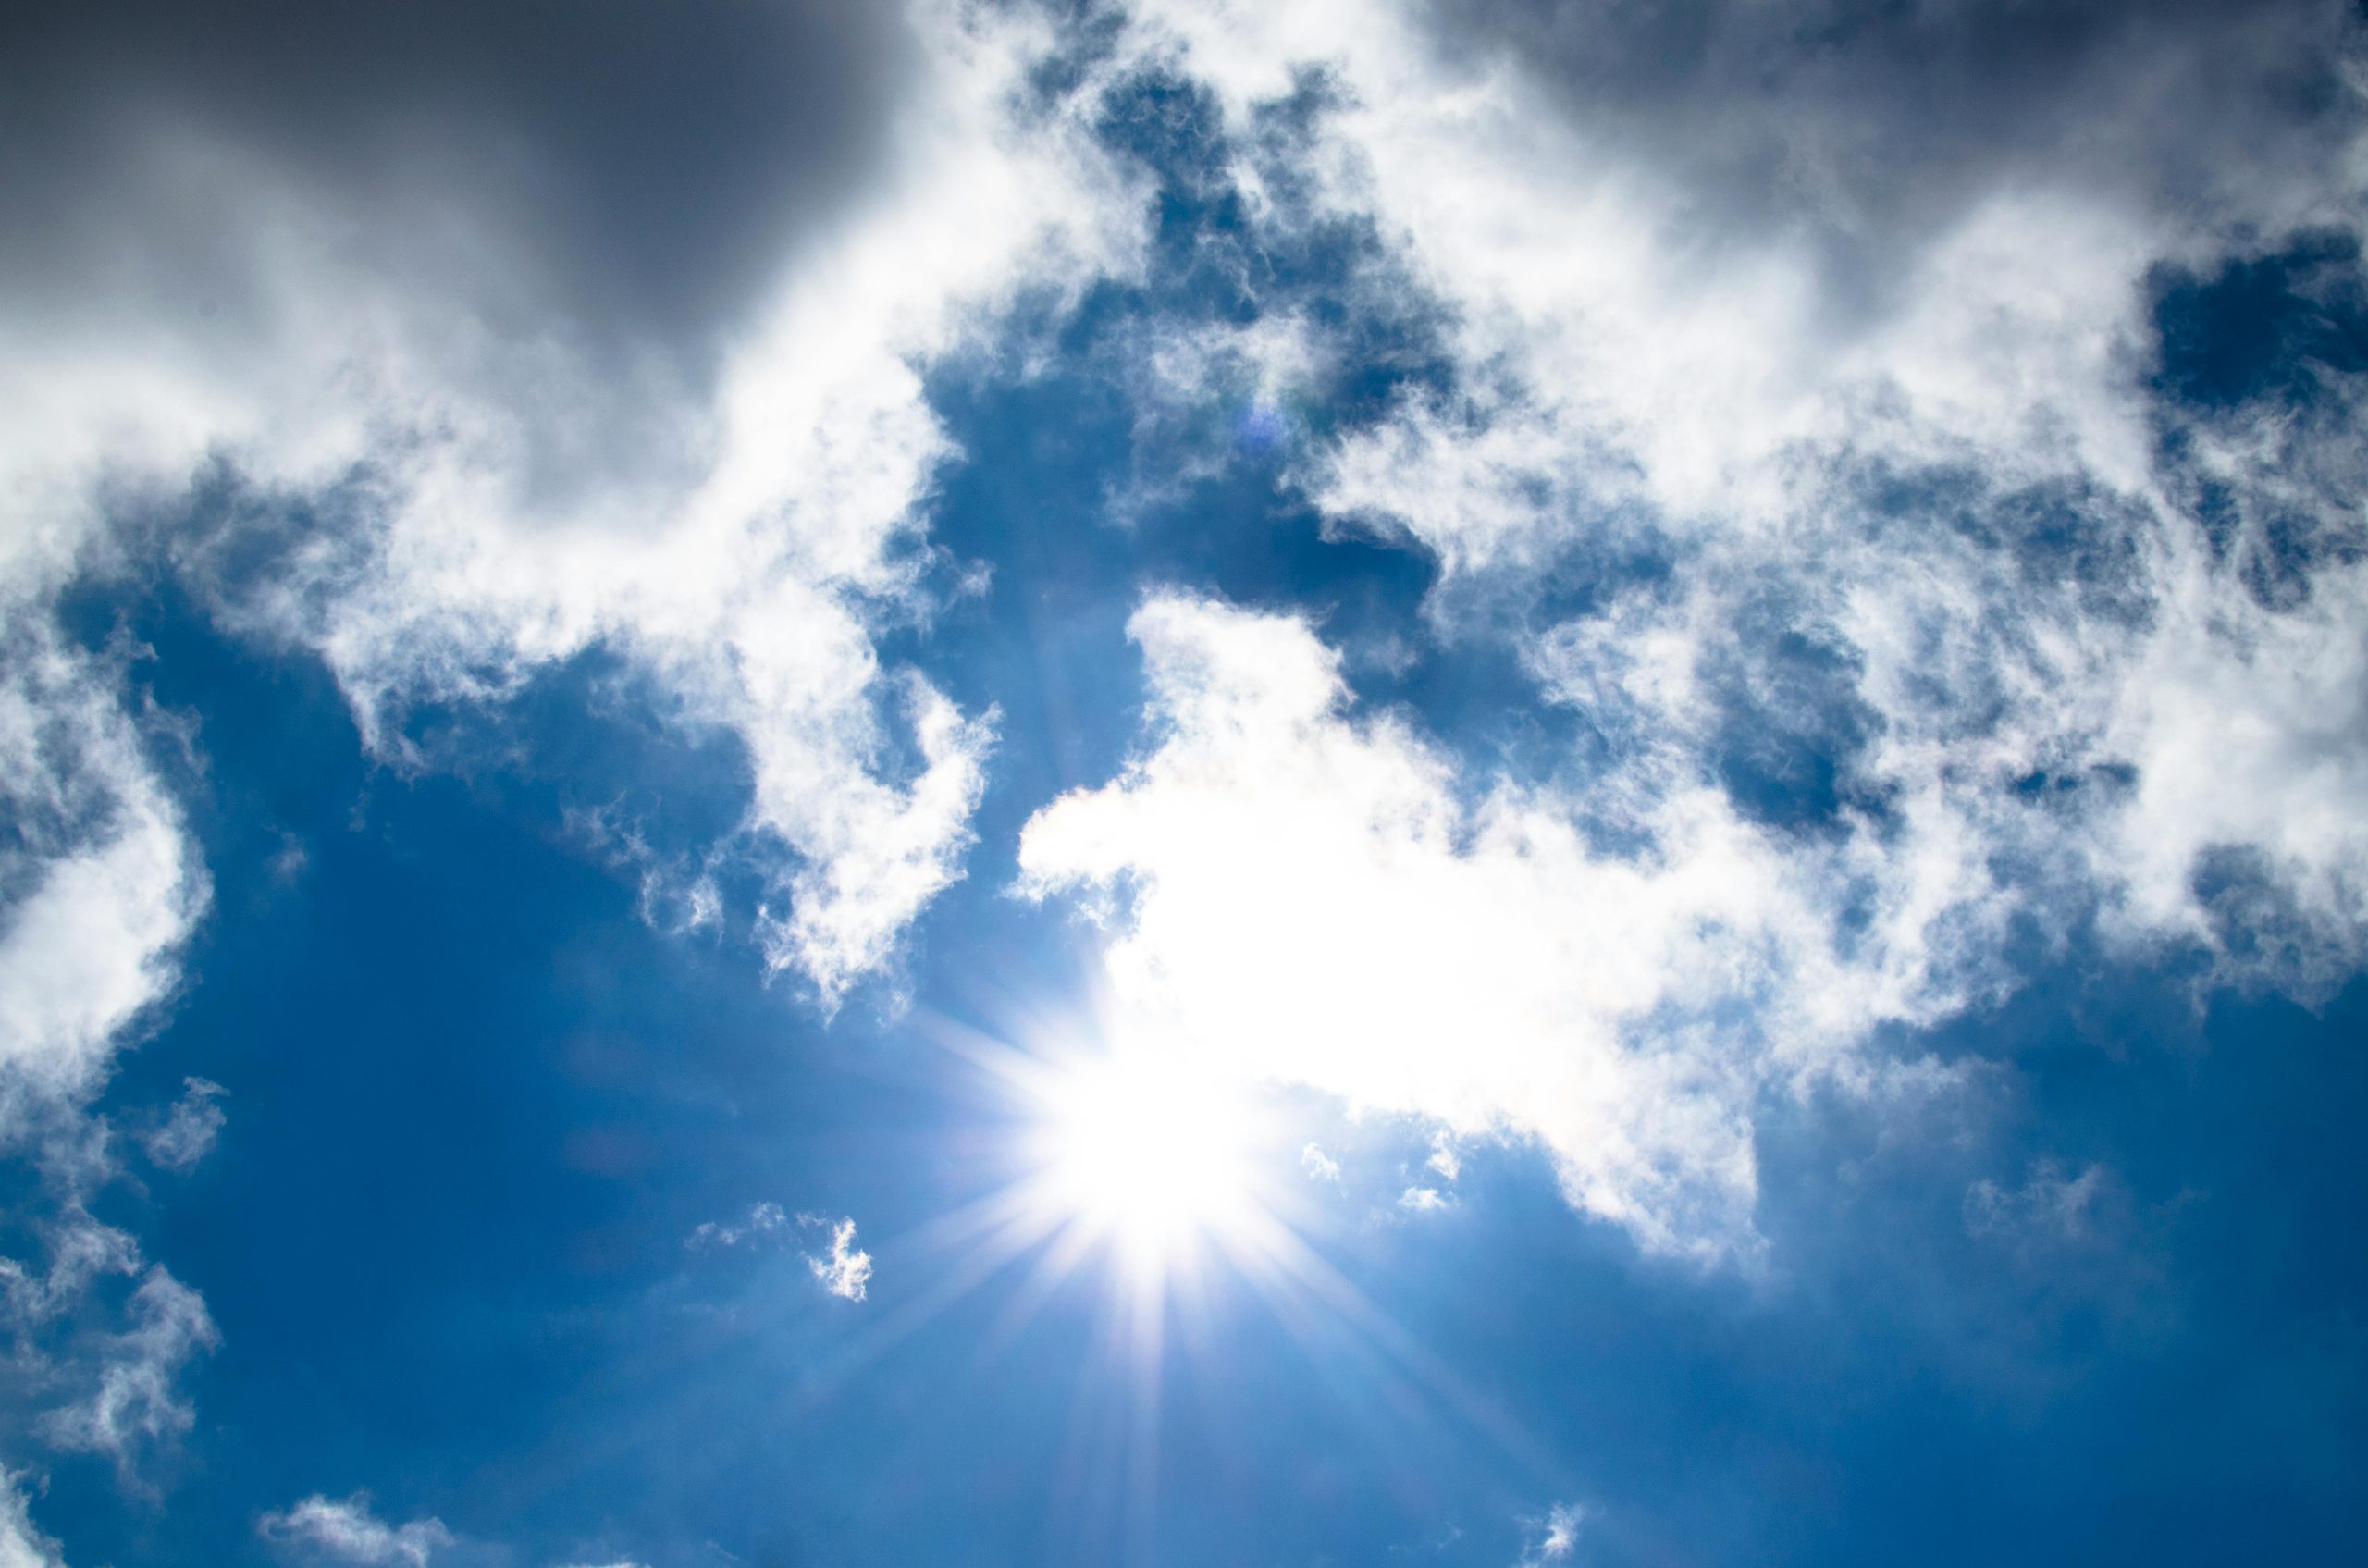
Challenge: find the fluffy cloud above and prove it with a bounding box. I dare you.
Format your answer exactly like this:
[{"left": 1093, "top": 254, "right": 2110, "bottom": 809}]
[
  {"left": 1021, "top": 596, "right": 1979, "bottom": 1260},
  {"left": 0, "top": 626, "right": 204, "bottom": 1095},
  {"left": 0, "top": 0, "right": 1145, "bottom": 1001},
  {"left": 804, "top": 1216, "right": 875, "bottom": 1303},
  {"left": 257, "top": 1494, "right": 454, "bottom": 1567},
  {"left": 0, "top": 0, "right": 1153, "bottom": 1537},
  {"left": 1005, "top": 3, "right": 2368, "bottom": 1267},
  {"left": 1131, "top": 0, "right": 2362, "bottom": 535},
  {"left": 1107, "top": 0, "right": 2368, "bottom": 983},
  {"left": 0, "top": 616, "right": 215, "bottom": 1489}
]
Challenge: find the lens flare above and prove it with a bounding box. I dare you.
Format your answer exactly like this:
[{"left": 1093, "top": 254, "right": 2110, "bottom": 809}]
[{"left": 1028, "top": 1046, "right": 1256, "bottom": 1268}]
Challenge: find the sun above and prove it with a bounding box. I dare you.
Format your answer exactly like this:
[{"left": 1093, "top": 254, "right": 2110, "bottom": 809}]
[{"left": 1024, "top": 1045, "right": 1258, "bottom": 1269}]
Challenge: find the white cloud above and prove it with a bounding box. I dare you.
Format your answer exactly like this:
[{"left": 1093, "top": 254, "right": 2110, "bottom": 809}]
[
  {"left": 1106, "top": 0, "right": 2368, "bottom": 1001},
  {"left": 0, "top": 1471, "right": 65, "bottom": 1568},
  {"left": 1519, "top": 1501, "right": 1588, "bottom": 1566},
  {"left": 1130, "top": 0, "right": 2360, "bottom": 547},
  {"left": 0, "top": 628, "right": 205, "bottom": 1094},
  {"left": 0, "top": 0, "right": 1147, "bottom": 1003},
  {"left": 1019, "top": 596, "right": 1975, "bottom": 1261},
  {"left": 1301, "top": 1142, "right": 1342, "bottom": 1182},
  {"left": 258, "top": 1493, "right": 454, "bottom": 1567},
  {"left": 804, "top": 1216, "right": 874, "bottom": 1303},
  {"left": 0, "top": 6, "right": 1141, "bottom": 1492},
  {"left": 1398, "top": 1187, "right": 1449, "bottom": 1215}
]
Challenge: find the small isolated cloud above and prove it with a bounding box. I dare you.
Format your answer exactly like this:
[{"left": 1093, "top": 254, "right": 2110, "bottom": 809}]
[
  {"left": 1399, "top": 1187, "right": 1450, "bottom": 1215},
  {"left": 0, "top": 1470, "right": 65, "bottom": 1568},
  {"left": 38, "top": 1266, "right": 219, "bottom": 1475},
  {"left": 1518, "top": 1501, "right": 1589, "bottom": 1565},
  {"left": 142, "top": 1077, "right": 228, "bottom": 1173},
  {"left": 802, "top": 1216, "right": 872, "bottom": 1302},
  {"left": 267, "top": 833, "right": 309, "bottom": 885},
  {"left": 686, "top": 1201, "right": 789, "bottom": 1251},
  {"left": 1301, "top": 1142, "right": 1342, "bottom": 1182},
  {"left": 1965, "top": 1159, "right": 2111, "bottom": 1249},
  {"left": 258, "top": 1493, "right": 454, "bottom": 1566},
  {"left": 1426, "top": 1131, "right": 1462, "bottom": 1182}
]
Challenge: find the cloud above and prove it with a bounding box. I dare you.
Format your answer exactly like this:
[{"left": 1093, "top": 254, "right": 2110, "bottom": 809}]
[
  {"left": 1133, "top": 0, "right": 2362, "bottom": 536},
  {"left": 1518, "top": 1501, "right": 1587, "bottom": 1566},
  {"left": 804, "top": 1216, "right": 874, "bottom": 1303},
  {"left": 1075, "top": 2, "right": 2368, "bottom": 1074},
  {"left": 140, "top": 1077, "right": 227, "bottom": 1173},
  {"left": 0, "top": 17, "right": 1153, "bottom": 1514},
  {"left": 1019, "top": 596, "right": 1978, "bottom": 1261},
  {"left": 1965, "top": 1160, "right": 2113, "bottom": 1249},
  {"left": 0, "top": 624, "right": 215, "bottom": 1492},
  {"left": 0, "top": 1218, "right": 140, "bottom": 1330},
  {"left": 257, "top": 1493, "right": 454, "bottom": 1567},
  {"left": 0, "top": 626, "right": 205, "bottom": 1096},
  {"left": 686, "top": 1202, "right": 790, "bottom": 1253},
  {"left": 37, "top": 1266, "right": 220, "bottom": 1475},
  {"left": 0, "top": 0, "right": 1147, "bottom": 1003},
  {"left": 1398, "top": 1187, "right": 1449, "bottom": 1215},
  {"left": 1301, "top": 1142, "right": 1342, "bottom": 1182},
  {"left": 0, "top": 1471, "right": 66, "bottom": 1568}
]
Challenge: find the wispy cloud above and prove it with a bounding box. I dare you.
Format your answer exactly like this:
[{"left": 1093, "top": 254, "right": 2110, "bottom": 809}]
[
  {"left": 140, "top": 1077, "right": 228, "bottom": 1173},
  {"left": 38, "top": 1267, "right": 220, "bottom": 1478},
  {"left": 686, "top": 1202, "right": 791, "bottom": 1252}
]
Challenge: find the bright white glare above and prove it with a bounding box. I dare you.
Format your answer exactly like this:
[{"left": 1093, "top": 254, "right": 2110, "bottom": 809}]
[{"left": 1027, "top": 1047, "right": 1259, "bottom": 1267}]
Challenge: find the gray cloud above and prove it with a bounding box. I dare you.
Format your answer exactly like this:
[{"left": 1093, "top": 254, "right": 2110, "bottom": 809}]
[
  {"left": 1, "top": 0, "right": 914, "bottom": 352},
  {"left": 0, "top": 0, "right": 926, "bottom": 522},
  {"left": 1418, "top": 0, "right": 2362, "bottom": 324}
]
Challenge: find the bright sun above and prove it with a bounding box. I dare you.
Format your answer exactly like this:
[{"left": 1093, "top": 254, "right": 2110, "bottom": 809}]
[{"left": 1027, "top": 1046, "right": 1258, "bottom": 1266}]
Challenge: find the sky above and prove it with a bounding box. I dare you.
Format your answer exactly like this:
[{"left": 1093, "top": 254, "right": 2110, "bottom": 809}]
[{"left": 3, "top": 0, "right": 2367, "bottom": 1563}]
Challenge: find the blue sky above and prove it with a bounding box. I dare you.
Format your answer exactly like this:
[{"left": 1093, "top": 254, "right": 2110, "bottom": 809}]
[{"left": 5, "top": 2, "right": 2368, "bottom": 1564}]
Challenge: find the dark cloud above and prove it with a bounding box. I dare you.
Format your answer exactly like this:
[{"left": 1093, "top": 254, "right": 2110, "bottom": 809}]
[
  {"left": 0, "top": 0, "right": 917, "bottom": 379},
  {"left": 1419, "top": 0, "right": 2364, "bottom": 323}
]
